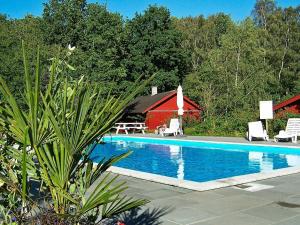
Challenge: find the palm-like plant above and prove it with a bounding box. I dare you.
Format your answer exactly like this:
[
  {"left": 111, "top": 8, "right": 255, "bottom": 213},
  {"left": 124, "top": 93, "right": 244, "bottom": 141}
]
[{"left": 0, "top": 42, "right": 150, "bottom": 223}]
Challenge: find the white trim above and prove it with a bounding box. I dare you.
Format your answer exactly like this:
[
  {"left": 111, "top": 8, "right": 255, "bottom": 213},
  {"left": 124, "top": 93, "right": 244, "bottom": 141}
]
[
  {"left": 106, "top": 135, "right": 300, "bottom": 149},
  {"left": 105, "top": 165, "right": 300, "bottom": 192}
]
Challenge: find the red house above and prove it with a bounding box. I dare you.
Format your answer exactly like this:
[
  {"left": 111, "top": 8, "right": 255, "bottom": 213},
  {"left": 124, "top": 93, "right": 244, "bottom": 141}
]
[
  {"left": 273, "top": 94, "right": 300, "bottom": 116},
  {"left": 125, "top": 89, "right": 201, "bottom": 130}
]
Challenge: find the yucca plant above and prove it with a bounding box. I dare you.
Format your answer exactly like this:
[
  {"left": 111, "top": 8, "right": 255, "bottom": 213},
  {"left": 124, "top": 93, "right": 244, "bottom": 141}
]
[{"left": 0, "top": 42, "right": 150, "bottom": 223}]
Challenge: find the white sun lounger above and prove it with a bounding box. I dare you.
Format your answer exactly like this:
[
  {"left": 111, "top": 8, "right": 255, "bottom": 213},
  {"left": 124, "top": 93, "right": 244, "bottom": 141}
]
[
  {"left": 161, "top": 118, "right": 180, "bottom": 136},
  {"left": 247, "top": 121, "right": 269, "bottom": 141},
  {"left": 274, "top": 118, "right": 300, "bottom": 143}
]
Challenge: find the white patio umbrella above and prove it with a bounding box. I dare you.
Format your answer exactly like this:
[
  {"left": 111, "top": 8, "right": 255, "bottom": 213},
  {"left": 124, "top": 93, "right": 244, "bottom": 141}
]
[{"left": 177, "top": 85, "right": 184, "bottom": 135}]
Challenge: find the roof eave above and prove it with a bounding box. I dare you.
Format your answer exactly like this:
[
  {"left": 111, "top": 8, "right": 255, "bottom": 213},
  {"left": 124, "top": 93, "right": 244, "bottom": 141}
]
[
  {"left": 273, "top": 94, "right": 300, "bottom": 111},
  {"left": 142, "top": 91, "right": 176, "bottom": 113}
]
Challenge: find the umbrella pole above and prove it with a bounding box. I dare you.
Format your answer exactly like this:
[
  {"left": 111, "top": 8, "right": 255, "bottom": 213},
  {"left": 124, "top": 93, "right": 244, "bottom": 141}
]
[{"left": 179, "top": 115, "right": 183, "bottom": 136}]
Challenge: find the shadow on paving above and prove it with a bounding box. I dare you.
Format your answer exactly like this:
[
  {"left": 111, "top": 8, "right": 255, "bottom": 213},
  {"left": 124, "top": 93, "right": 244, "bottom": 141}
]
[{"left": 114, "top": 206, "right": 172, "bottom": 225}]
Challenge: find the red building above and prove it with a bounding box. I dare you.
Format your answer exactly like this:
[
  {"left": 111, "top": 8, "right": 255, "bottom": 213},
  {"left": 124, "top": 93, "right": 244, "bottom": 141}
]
[
  {"left": 273, "top": 94, "right": 300, "bottom": 116},
  {"left": 125, "top": 90, "right": 201, "bottom": 130}
]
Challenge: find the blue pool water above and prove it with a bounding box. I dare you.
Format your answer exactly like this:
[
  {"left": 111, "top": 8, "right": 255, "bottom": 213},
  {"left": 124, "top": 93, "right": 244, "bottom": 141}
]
[{"left": 90, "top": 136, "right": 300, "bottom": 182}]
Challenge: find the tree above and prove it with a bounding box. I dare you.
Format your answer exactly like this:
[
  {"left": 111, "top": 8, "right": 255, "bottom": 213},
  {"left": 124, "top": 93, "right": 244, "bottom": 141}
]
[
  {"left": 75, "top": 4, "right": 127, "bottom": 93},
  {"left": 184, "top": 19, "right": 275, "bottom": 118},
  {"left": 123, "top": 6, "right": 190, "bottom": 92},
  {"left": 266, "top": 6, "right": 300, "bottom": 97},
  {"left": 0, "top": 15, "right": 53, "bottom": 103},
  {"left": 253, "top": 0, "right": 276, "bottom": 29},
  {"left": 175, "top": 13, "right": 233, "bottom": 72},
  {"left": 42, "top": 0, "right": 87, "bottom": 47},
  {"left": 43, "top": 1, "right": 128, "bottom": 93}
]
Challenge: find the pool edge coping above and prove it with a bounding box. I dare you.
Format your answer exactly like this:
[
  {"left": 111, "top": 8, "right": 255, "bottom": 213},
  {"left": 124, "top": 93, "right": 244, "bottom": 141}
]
[
  {"left": 100, "top": 135, "right": 300, "bottom": 191},
  {"left": 104, "top": 135, "right": 300, "bottom": 149},
  {"left": 105, "top": 165, "right": 300, "bottom": 191}
]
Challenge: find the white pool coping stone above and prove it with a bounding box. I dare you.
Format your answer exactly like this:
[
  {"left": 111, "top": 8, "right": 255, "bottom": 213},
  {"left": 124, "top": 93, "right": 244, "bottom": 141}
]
[
  {"left": 106, "top": 135, "right": 300, "bottom": 149},
  {"left": 101, "top": 135, "right": 300, "bottom": 191},
  {"left": 107, "top": 165, "right": 300, "bottom": 191}
]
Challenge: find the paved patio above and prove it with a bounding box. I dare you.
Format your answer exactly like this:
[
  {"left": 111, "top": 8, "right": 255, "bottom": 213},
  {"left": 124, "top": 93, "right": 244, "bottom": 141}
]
[
  {"left": 110, "top": 133, "right": 300, "bottom": 147},
  {"left": 115, "top": 172, "right": 300, "bottom": 225},
  {"left": 103, "top": 134, "right": 300, "bottom": 224},
  {"left": 100, "top": 134, "right": 300, "bottom": 225}
]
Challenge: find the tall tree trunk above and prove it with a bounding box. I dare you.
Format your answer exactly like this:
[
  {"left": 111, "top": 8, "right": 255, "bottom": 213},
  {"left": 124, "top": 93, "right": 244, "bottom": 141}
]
[
  {"left": 235, "top": 42, "right": 241, "bottom": 87},
  {"left": 278, "top": 27, "right": 290, "bottom": 81},
  {"left": 225, "top": 56, "right": 229, "bottom": 115},
  {"left": 260, "top": 6, "right": 268, "bottom": 65}
]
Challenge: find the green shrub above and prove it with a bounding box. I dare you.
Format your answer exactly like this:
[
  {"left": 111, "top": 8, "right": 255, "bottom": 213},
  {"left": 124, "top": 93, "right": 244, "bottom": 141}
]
[
  {"left": 184, "top": 109, "right": 258, "bottom": 137},
  {"left": 0, "top": 43, "right": 149, "bottom": 223}
]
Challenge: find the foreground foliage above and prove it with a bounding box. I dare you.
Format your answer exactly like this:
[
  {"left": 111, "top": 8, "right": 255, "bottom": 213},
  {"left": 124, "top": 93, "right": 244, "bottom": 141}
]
[{"left": 0, "top": 43, "right": 149, "bottom": 224}]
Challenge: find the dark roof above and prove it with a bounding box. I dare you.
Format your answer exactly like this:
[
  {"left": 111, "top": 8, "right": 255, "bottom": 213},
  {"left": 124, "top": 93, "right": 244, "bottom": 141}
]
[
  {"left": 126, "top": 91, "right": 176, "bottom": 113},
  {"left": 273, "top": 94, "right": 300, "bottom": 111}
]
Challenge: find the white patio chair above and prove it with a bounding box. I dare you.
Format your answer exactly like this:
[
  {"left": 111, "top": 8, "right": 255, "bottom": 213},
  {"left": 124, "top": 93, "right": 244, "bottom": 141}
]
[
  {"left": 247, "top": 121, "right": 269, "bottom": 141},
  {"left": 161, "top": 118, "right": 180, "bottom": 136},
  {"left": 274, "top": 118, "right": 300, "bottom": 143}
]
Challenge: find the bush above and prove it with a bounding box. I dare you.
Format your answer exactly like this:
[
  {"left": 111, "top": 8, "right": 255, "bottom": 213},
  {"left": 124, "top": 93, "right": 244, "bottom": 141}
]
[
  {"left": 0, "top": 43, "right": 149, "bottom": 224},
  {"left": 184, "top": 109, "right": 258, "bottom": 137}
]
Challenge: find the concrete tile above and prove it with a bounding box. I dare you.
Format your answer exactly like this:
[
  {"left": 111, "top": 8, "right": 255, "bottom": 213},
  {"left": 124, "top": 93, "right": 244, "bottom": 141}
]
[
  {"left": 123, "top": 186, "right": 147, "bottom": 195},
  {"left": 149, "top": 196, "right": 200, "bottom": 209},
  {"left": 259, "top": 178, "right": 285, "bottom": 186},
  {"left": 130, "top": 180, "right": 172, "bottom": 192},
  {"left": 272, "top": 215, "right": 300, "bottom": 225},
  {"left": 109, "top": 167, "right": 300, "bottom": 225},
  {"left": 190, "top": 221, "right": 214, "bottom": 225},
  {"left": 190, "top": 212, "right": 272, "bottom": 225},
  {"left": 281, "top": 194, "right": 300, "bottom": 213},
  {"left": 273, "top": 183, "right": 300, "bottom": 195},
  {"left": 243, "top": 203, "right": 299, "bottom": 222},
  {"left": 243, "top": 189, "right": 292, "bottom": 202},
  {"left": 163, "top": 185, "right": 192, "bottom": 194},
  {"left": 143, "top": 188, "right": 184, "bottom": 200},
  {"left": 161, "top": 220, "right": 181, "bottom": 225},
  {"left": 178, "top": 191, "right": 224, "bottom": 203},
  {"left": 116, "top": 204, "right": 172, "bottom": 225},
  {"left": 285, "top": 194, "right": 300, "bottom": 205},
  {"left": 212, "top": 187, "right": 249, "bottom": 197},
  {"left": 128, "top": 193, "right": 155, "bottom": 201},
  {"left": 161, "top": 206, "right": 216, "bottom": 224},
  {"left": 193, "top": 194, "right": 271, "bottom": 216},
  {"left": 268, "top": 174, "right": 300, "bottom": 184}
]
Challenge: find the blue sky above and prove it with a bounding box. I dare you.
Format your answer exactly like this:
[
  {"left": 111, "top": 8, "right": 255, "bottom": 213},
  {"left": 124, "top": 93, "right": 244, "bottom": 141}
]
[{"left": 1, "top": 0, "right": 299, "bottom": 21}]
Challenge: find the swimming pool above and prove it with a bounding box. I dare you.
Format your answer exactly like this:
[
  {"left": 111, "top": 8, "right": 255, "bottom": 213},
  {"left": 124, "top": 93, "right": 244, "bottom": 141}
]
[{"left": 90, "top": 136, "right": 300, "bottom": 184}]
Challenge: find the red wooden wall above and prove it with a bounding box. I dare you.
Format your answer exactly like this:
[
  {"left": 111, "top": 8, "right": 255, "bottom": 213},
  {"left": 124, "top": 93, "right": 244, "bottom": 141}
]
[{"left": 145, "top": 95, "right": 201, "bottom": 130}]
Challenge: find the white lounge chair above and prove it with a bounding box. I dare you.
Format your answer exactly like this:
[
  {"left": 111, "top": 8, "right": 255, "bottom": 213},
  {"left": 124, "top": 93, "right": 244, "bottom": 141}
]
[
  {"left": 274, "top": 118, "right": 300, "bottom": 143},
  {"left": 161, "top": 118, "right": 180, "bottom": 136},
  {"left": 247, "top": 121, "right": 269, "bottom": 141}
]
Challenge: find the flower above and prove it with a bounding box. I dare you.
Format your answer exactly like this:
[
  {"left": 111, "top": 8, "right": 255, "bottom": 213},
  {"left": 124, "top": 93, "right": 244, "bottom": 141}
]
[{"left": 68, "top": 44, "right": 76, "bottom": 51}]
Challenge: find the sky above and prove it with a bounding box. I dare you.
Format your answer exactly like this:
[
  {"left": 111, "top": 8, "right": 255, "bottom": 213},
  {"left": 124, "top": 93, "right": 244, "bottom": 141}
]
[{"left": 1, "top": 0, "right": 300, "bottom": 21}]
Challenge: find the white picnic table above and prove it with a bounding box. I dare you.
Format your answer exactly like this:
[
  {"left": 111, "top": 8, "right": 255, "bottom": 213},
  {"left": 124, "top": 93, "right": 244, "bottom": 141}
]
[{"left": 114, "top": 122, "right": 147, "bottom": 134}]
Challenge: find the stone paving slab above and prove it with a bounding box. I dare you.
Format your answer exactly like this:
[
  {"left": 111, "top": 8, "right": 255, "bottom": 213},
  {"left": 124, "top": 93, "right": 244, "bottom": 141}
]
[
  {"left": 161, "top": 206, "right": 216, "bottom": 225},
  {"left": 120, "top": 134, "right": 300, "bottom": 147},
  {"left": 105, "top": 134, "right": 300, "bottom": 224},
  {"left": 242, "top": 202, "right": 300, "bottom": 223},
  {"left": 113, "top": 173, "right": 300, "bottom": 225},
  {"left": 272, "top": 215, "right": 300, "bottom": 225},
  {"left": 191, "top": 212, "right": 273, "bottom": 225},
  {"left": 191, "top": 194, "right": 272, "bottom": 216}
]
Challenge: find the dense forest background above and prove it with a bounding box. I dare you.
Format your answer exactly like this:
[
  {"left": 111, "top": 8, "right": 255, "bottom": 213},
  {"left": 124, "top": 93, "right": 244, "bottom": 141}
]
[{"left": 0, "top": 0, "right": 299, "bottom": 136}]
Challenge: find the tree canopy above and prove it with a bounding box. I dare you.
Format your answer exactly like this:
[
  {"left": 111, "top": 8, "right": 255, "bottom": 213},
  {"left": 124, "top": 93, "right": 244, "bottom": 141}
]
[{"left": 0, "top": 0, "right": 299, "bottom": 135}]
